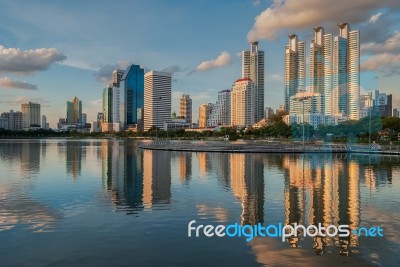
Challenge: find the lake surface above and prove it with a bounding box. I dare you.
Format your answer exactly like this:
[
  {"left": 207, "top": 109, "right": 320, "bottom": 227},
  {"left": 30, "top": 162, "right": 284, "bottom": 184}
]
[{"left": 0, "top": 139, "right": 399, "bottom": 266}]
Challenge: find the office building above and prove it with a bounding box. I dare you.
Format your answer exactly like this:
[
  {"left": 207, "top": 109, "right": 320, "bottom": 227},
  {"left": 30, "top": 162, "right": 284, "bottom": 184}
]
[
  {"left": 144, "top": 71, "right": 171, "bottom": 131},
  {"left": 66, "top": 96, "right": 82, "bottom": 123},
  {"left": 180, "top": 94, "right": 192, "bottom": 124},
  {"left": 21, "top": 102, "right": 41, "bottom": 129},
  {"left": 231, "top": 78, "right": 255, "bottom": 127},
  {"left": 82, "top": 113, "right": 87, "bottom": 124},
  {"left": 119, "top": 64, "right": 144, "bottom": 129},
  {"left": 199, "top": 103, "right": 214, "bottom": 128},
  {"left": 207, "top": 89, "right": 231, "bottom": 127},
  {"left": 242, "top": 41, "right": 264, "bottom": 122},
  {"left": 1, "top": 110, "right": 23, "bottom": 131},
  {"left": 285, "top": 34, "right": 305, "bottom": 112},
  {"left": 333, "top": 23, "right": 360, "bottom": 120}
]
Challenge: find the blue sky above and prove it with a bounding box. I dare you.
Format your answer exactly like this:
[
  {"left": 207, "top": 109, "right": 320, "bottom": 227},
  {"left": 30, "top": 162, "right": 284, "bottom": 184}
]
[{"left": 0, "top": 0, "right": 399, "bottom": 127}]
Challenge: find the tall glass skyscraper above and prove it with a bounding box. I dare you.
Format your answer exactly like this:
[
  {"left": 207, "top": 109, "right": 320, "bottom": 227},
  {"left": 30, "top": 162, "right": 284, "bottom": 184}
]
[
  {"left": 119, "top": 64, "right": 144, "bottom": 129},
  {"left": 66, "top": 96, "right": 82, "bottom": 123}
]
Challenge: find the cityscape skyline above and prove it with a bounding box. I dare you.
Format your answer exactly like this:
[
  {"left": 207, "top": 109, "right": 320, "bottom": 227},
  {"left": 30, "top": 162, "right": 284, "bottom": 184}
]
[{"left": 0, "top": 1, "right": 399, "bottom": 128}]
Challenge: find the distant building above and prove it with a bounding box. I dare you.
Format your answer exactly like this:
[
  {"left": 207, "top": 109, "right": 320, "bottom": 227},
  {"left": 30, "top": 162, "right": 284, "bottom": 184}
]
[
  {"left": 1, "top": 110, "right": 23, "bottom": 130},
  {"left": 144, "top": 71, "right": 171, "bottom": 131},
  {"left": 199, "top": 103, "right": 214, "bottom": 128},
  {"left": 112, "top": 69, "right": 124, "bottom": 87},
  {"left": 392, "top": 108, "right": 399, "bottom": 118},
  {"left": 231, "top": 78, "right": 254, "bottom": 127},
  {"left": 207, "top": 89, "right": 231, "bottom": 127},
  {"left": 290, "top": 91, "right": 323, "bottom": 115},
  {"left": 264, "top": 107, "right": 274, "bottom": 119},
  {"left": 283, "top": 114, "right": 341, "bottom": 129},
  {"left": 0, "top": 117, "right": 8, "bottom": 130},
  {"left": 119, "top": 64, "right": 144, "bottom": 130},
  {"left": 137, "top": 108, "right": 144, "bottom": 132},
  {"left": 82, "top": 113, "right": 87, "bottom": 124},
  {"left": 66, "top": 96, "right": 82, "bottom": 123},
  {"left": 164, "top": 119, "right": 190, "bottom": 131},
  {"left": 180, "top": 94, "right": 192, "bottom": 124},
  {"left": 41, "top": 115, "right": 48, "bottom": 129},
  {"left": 21, "top": 102, "right": 41, "bottom": 129}
]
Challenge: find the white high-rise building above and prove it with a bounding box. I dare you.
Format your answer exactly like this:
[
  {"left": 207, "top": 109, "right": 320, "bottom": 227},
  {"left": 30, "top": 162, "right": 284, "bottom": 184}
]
[
  {"left": 285, "top": 34, "right": 305, "bottom": 112},
  {"left": 41, "top": 115, "right": 47, "bottom": 129},
  {"left": 333, "top": 23, "right": 360, "bottom": 120},
  {"left": 242, "top": 42, "right": 264, "bottom": 123},
  {"left": 207, "top": 89, "right": 231, "bottom": 127},
  {"left": 310, "top": 27, "right": 333, "bottom": 115},
  {"left": 231, "top": 78, "right": 254, "bottom": 127},
  {"left": 144, "top": 71, "right": 171, "bottom": 131},
  {"left": 21, "top": 102, "right": 41, "bottom": 129}
]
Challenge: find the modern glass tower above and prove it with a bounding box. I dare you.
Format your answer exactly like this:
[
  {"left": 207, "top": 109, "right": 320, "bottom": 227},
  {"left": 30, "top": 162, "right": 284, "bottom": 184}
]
[
  {"left": 284, "top": 35, "right": 305, "bottom": 112},
  {"left": 119, "top": 64, "right": 144, "bottom": 129},
  {"left": 66, "top": 96, "right": 82, "bottom": 123}
]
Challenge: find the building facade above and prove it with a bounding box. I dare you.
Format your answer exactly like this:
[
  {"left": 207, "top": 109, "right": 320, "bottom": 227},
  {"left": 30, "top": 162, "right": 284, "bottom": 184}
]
[
  {"left": 144, "top": 71, "right": 172, "bottom": 131},
  {"left": 21, "top": 102, "right": 41, "bottom": 129},
  {"left": 119, "top": 64, "right": 144, "bottom": 129},
  {"left": 66, "top": 96, "right": 82, "bottom": 123},
  {"left": 207, "top": 89, "right": 231, "bottom": 127},
  {"left": 332, "top": 23, "right": 360, "bottom": 120},
  {"left": 0, "top": 110, "right": 23, "bottom": 131},
  {"left": 199, "top": 103, "right": 214, "bottom": 128},
  {"left": 285, "top": 34, "right": 306, "bottom": 112},
  {"left": 290, "top": 91, "right": 323, "bottom": 115},
  {"left": 242, "top": 42, "right": 264, "bottom": 122},
  {"left": 180, "top": 94, "right": 192, "bottom": 124},
  {"left": 231, "top": 78, "right": 254, "bottom": 127}
]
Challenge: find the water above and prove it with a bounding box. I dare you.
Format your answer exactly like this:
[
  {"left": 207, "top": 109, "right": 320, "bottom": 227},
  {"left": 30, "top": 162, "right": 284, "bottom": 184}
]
[{"left": 0, "top": 139, "right": 399, "bottom": 266}]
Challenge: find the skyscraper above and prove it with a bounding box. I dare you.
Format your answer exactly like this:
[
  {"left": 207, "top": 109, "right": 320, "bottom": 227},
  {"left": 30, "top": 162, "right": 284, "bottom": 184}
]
[
  {"left": 66, "top": 96, "right": 82, "bottom": 123},
  {"left": 333, "top": 23, "right": 360, "bottom": 120},
  {"left": 41, "top": 115, "right": 47, "bottom": 129},
  {"left": 180, "top": 94, "right": 192, "bottom": 124},
  {"left": 242, "top": 42, "right": 264, "bottom": 122},
  {"left": 144, "top": 71, "right": 171, "bottom": 131},
  {"left": 103, "top": 86, "right": 113, "bottom": 123},
  {"left": 310, "top": 27, "right": 334, "bottom": 115},
  {"left": 112, "top": 69, "right": 124, "bottom": 87},
  {"left": 284, "top": 35, "right": 305, "bottom": 112},
  {"left": 21, "top": 102, "right": 41, "bottom": 129},
  {"left": 231, "top": 78, "right": 254, "bottom": 127},
  {"left": 119, "top": 64, "right": 144, "bottom": 129}
]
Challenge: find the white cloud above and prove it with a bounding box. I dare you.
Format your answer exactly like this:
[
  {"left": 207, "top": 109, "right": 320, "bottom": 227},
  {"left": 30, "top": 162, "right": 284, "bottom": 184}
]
[
  {"left": 0, "top": 77, "right": 37, "bottom": 90},
  {"left": 361, "top": 53, "right": 400, "bottom": 71},
  {"left": 247, "top": 0, "right": 398, "bottom": 41},
  {"left": 369, "top": 12, "right": 382, "bottom": 24},
  {"left": 361, "top": 32, "right": 400, "bottom": 76},
  {"left": 196, "top": 51, "right": 232, "bottom": 72},
  {"left": 361, "top": 31, "right": 400, "bottom": 55},
  {"left": 0, "top": 45, "right": 66, "bottom": 75}
]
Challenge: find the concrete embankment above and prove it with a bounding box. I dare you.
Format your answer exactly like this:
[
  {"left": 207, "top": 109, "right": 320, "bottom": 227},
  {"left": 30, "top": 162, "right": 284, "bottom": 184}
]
[{"left": 138, "top": 141, "right": 400, "bottom": 155}]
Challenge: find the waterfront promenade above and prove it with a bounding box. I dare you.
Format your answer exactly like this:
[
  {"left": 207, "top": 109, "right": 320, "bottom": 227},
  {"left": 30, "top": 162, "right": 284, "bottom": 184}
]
[{"left": 139, "top": 140, "right": 400, "bottom": 155}]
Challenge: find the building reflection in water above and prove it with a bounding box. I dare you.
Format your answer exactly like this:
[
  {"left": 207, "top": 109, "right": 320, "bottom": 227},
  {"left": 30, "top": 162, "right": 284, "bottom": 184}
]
[
  {"left": 279, "top": 154, "right": 362, "bottom": 256},
  {"left": 230, "top": 153, "right": 264, "bottom": 225},
  {"left": 101, "top": 141, "right": 171, "bottom": 214},
  {"left": 65, "top": 141, "right": 85, "bottom": 179},
  {"left": 178, "top": 152, "right": 192, "bottom": 183}
]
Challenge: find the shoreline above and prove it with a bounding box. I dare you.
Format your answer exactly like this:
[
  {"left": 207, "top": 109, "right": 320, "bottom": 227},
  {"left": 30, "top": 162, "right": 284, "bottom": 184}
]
[{"left": 139, "top": 140, "right": 400, "bottom": 155}]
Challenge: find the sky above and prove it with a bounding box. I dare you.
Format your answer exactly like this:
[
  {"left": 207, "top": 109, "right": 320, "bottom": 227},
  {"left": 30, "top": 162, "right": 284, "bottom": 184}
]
[{"left": 0, "top": 0, "right": 399, "bottom": 128}]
